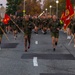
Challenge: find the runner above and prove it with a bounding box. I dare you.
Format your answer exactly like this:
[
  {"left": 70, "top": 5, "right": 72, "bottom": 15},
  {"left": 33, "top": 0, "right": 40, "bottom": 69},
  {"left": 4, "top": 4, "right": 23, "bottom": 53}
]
[
  {"left": 49, "top": 15, "right": 63, "bottom": 51},
  {"left": 23, "top": 15, "right": 33, "bottom": 52}
]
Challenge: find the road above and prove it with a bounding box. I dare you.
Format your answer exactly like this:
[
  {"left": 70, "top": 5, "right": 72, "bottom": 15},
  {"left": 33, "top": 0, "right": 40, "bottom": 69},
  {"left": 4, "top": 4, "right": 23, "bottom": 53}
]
[{"left": 0, "top": 30, "right": 75, "bottom": 75}]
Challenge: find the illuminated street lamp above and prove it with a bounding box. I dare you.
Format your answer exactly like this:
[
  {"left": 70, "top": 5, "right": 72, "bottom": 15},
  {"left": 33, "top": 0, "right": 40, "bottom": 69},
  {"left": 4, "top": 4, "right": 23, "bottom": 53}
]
[
  {"left": 23, "top": 0, "right": 26, "bottom": 16},
  {"left": 56, "top": 0, "right": 59, "bottom": 17},
  {"left": 45, "top": 8, "right": 47, "bottom": 14},
  {"left": 49, "top": 5, "right": 52, "bottom": 15}
]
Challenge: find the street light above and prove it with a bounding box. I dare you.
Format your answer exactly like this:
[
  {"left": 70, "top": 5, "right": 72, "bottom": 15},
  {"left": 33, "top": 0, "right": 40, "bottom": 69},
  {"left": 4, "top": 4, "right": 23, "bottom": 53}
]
[
  {"left": 23, "top": 0, "right": 25, "bottom": 16},
  {"left": 56, "top": 0, "right": 59, "bottom": 17},
  {"left": 45, "top": 8, "right": 47, "bottom": 14},
  {"left": 49, "top": 5, "right": 52, "bottom": 15}
]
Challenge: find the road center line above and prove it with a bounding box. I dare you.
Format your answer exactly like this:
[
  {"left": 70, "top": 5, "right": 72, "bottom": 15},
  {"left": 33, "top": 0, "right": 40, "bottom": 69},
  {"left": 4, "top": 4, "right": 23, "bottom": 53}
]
[{"left": 33, "top": 57, "right": 38, "bottom": 67}]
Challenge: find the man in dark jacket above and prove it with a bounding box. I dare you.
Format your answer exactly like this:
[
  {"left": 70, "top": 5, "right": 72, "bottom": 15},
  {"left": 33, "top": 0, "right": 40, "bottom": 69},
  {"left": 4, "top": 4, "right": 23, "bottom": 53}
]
[
  {"left": 23, "top": 15, "right": 33, "bottom": 52},
  {"left": 49, "top": 15, "right": 63, "bottom": 51}
]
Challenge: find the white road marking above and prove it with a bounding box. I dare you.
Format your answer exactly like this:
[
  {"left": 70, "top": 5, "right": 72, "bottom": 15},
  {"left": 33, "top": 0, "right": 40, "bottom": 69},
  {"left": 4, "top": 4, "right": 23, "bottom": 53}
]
[
  {"left": 33, "top": 57, "right": 38, "bottom": 66},
  {"left": 35, "top": 41, "right": 38, "bottom": 44}
]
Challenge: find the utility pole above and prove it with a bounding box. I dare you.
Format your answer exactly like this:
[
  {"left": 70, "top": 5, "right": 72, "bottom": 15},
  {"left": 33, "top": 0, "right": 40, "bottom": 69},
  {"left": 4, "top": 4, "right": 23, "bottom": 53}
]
[
  {"left": 56, "top": 0, "right": 59, "bottom": 17},
  {"left": 23, "top": 0, "right": 25, "bottom": 16}
]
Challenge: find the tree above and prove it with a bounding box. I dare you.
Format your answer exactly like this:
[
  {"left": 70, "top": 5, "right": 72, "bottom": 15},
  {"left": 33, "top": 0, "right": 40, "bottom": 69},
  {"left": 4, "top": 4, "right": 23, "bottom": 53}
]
[
  {"left": 58, "top": 0, "right": 66, "bottom": 17},
  {"left": 30, "top": 0, "right": 41, "bottom": 15},
  {"left": 43, "top": 0, "right": 51, "bottom": 11},
  {"left": 20, "top": 0, "right": 41, "bottom": 15},
  {"left": 6, "top": 0, "right": 22, "bottom": 15},
  {"left": 6, "top": 0, "right": 42, "bottom": 16},
  {"left": 43, "top": 0, "right": 56, "bottom": 15}
]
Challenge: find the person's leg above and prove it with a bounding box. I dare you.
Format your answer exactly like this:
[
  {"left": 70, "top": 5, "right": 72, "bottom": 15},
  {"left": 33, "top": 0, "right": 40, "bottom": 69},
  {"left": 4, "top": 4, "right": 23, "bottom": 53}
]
[
  {"left": 15, "top": 30, "right": 18, "bottom": 37},
  {"left": 13, "top": 30, "right": 16, "bottom": 39},
  {"left": 8, "top": 26, "right": 11, "bottom": 33},
  {"left": 24, "top": 35, "right": 28, "bottom": 52},
  {"left": 28, "top": 35, "right": 31, "bottom": 49},
  {"left": 34, "top": 26, "right": 38, "bottom": 34},
  {"left": 52, "top": 37, "right": 55, "bottom": 47},
  {"left": 0, "top": 35, "right": 2, "bottom": 50},
  {"left": 13, "top": 30, "right": 17, "bottom": 40},
  {"left": 0, "top": 35, "right": 2, "bottom": 44},
  {"left": 43, "top": 27, "right": 47, "bottom": 34},
  {"left": 52, "top": 36, "right": 56, "bottom": 51},
  {"left": 67, "top": 28, "right": 71, "bottom": 39},
  {"left": 74, "top": 33, "right": 75, "bottom": 47},
  {"left": 55, "top": 33, "right": 59, "bottom": 46},
  {"left": 55, "top": 38, "right": 58, "bottom": 46}
]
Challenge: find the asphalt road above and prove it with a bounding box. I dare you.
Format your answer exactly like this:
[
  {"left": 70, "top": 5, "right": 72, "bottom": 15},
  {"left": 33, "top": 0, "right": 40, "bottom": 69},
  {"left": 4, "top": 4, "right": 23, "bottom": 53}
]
[{"left": 0, "top": 30, "right": 75, "bottom": 75}]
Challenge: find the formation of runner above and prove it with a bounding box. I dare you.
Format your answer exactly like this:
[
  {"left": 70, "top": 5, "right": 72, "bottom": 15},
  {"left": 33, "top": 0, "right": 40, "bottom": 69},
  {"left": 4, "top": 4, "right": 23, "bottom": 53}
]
[{"left": 0, "top": 14, "right": 75, "bottom": 52}]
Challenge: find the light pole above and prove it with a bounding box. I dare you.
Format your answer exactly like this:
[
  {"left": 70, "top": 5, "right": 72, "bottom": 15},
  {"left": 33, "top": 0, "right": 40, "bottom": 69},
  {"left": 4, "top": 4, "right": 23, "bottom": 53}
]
[
  {"left": 56, "top": 0, "right": 59, "bottom": 17},
  {"left": 49, "top": 5, "right": 52, "bottom": 15},
  {"left": 23, "top": 0, "right": 25, "bottom": 16},
  {"left": 45, "top": 8, "right": 47, "bottom": 14}
]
